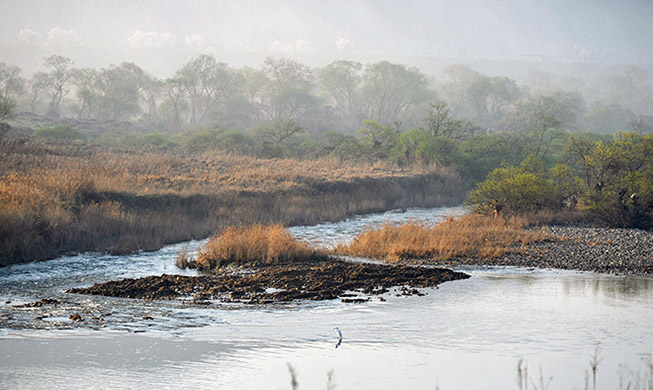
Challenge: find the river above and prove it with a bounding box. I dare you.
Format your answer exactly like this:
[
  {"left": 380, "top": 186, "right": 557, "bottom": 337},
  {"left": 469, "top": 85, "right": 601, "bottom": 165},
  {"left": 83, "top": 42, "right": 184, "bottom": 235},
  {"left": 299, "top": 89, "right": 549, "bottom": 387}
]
[{"left": 1, "top": 206, "right": 651, "bottom": 389}]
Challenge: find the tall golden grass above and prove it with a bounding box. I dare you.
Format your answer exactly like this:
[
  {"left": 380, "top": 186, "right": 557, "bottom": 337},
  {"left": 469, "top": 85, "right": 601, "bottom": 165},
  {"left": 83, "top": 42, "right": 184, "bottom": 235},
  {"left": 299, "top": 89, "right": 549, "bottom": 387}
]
[
  {"left": 336, "top": 214, "right": 551, "bottom": 262},
  {"left": 193, "top": 223, "right": 318, "bottom": 270},
  {"left": 0, "top": 137, "right": 468, "bottom": 265}
]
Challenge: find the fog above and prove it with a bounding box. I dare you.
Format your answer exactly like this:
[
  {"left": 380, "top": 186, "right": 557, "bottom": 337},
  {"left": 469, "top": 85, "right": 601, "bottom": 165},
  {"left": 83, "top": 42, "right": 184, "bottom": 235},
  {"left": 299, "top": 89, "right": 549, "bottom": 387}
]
[{"left": 2, "top": 0, "right": 652, "bottom": 78}]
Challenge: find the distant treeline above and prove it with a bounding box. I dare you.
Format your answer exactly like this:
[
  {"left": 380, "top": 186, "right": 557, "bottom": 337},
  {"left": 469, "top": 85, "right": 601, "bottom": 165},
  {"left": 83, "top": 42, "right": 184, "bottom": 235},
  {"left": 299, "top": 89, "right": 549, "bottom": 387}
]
[{"left": 1, "top": 55, "right": 652, "bottom": 138}]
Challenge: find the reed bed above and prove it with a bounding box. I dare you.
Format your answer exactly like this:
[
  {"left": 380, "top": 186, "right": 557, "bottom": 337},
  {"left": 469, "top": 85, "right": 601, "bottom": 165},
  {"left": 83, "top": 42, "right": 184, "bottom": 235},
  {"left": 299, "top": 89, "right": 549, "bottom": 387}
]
[
  {"left": 336, "top": 214, "right": 551, "bottom": 262},
  {"left": 191, "top": 223, "right": 319, "bottom": 270},
  {"left": 0, "top": 137, "right": 468, "bottom": 265},
  {"left": 0, "top": 137, "right": 451, "bottom": 195}
]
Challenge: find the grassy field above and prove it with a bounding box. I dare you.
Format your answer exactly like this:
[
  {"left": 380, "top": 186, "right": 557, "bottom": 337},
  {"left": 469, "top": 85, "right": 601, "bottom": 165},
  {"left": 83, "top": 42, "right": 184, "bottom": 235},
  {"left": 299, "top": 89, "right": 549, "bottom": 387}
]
[{"left": 0, "top": 137, "right": 467, "bottom": 265}]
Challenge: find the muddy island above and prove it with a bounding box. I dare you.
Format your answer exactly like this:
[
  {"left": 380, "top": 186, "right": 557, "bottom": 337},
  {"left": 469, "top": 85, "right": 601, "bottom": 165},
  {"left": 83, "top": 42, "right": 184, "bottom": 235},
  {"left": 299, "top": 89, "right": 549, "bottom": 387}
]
[{"left": 68, "top": 259, "right": 469, "bottom": 304}]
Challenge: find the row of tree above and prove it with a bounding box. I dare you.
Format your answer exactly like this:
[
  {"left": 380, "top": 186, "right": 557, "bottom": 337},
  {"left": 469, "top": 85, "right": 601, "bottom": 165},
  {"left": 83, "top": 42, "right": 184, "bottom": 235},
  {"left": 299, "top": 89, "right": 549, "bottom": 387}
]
[
  {"left": 1, "top": 55, "right": 652, "bottom": 137},
  {"left": 467, "top": 132, "right": 653, "bottom": 229}
]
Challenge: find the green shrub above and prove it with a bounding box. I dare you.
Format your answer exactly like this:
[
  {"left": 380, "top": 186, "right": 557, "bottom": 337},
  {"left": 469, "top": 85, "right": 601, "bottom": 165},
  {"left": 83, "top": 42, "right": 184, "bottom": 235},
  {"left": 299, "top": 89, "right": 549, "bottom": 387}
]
[
  {"left": 137, "top": 132, "right": 178, "bottom": 148},
  {"left": 323, "top": 131, "right": 362, "bottom": 160},
  {"left": 35, "top": 125, "right": 85, "bottom": 141},
  {"left": 98, "top": 127, "right": 139, "bottom": 146},
  {"left": 578, "top": 132, "right": 653, "bottom": 228},
  {"left": 466, "top": 157, "right": 581, "bottom": 215}
]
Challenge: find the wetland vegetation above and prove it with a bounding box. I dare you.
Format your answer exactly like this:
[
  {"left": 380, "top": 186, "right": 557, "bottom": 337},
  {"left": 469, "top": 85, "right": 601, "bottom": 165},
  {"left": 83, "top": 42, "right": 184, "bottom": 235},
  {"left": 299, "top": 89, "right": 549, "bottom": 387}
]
[{"left": 0, "top": 53, "right": 651, "bottom": 270}]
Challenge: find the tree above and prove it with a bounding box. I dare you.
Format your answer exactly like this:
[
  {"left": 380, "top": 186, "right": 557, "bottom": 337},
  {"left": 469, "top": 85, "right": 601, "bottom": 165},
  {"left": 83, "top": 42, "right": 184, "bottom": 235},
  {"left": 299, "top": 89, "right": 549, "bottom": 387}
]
[
  {"left": 440, "top": 64, "right": 482, "bottom": 118},
  {"left": 237, "top": 66, "right": 270, "bottom": 124},
  {"left": 317, "top": 60, "right": 363, "bottom": 132},
  {"left": 95, "top": 63, "right": 143, "bottom": 120},
  {"left": 256, "top": 118, "right": 304, "bottom": 157},
  {"left": 0, "top": 96, "right": 17, "bottom": 123},
  {"left": 630, "top": 117, "right": 653, "bottom": 135},
  {"left": 29, "top": 72, "right": 50, "bottom": 114},
  {"left": 177, "top": 54, "right": 241, "bottom": 125},
  {"left": 572, "top": 132, "right": 653, "bottom": 228},
  {"left": 0, "top": 64, "right": 24, "bottom": 132},
  {"left": 262, "top": 57, "right": 312, "bottom": 92},
  {"left": 466, "top": 158, "right": 582, "bottom": 215},
  {"left": 322, "top": 131, "right": 362, "bottom": 160},
  {"left": 361, "top": 61, "right": 431, "bottom": 126},
  {"left": 0, "top": 63, "right": 25, "bottom": 99},
  {"left": 162, "top": 77, "right": 186, "bottom": 132},
  {"left": 598, "top": 66, "right": 653, "bottom": 115},
  {"left": 584, "top": 103, "right": 635, "bottom": 133},
  {"left": 43, "top": 55, "right": 74, "bottom": 116},
  {"left": 502, "top": 93, "right": 583, "bottom": 160},
  {"left": 257, "top": 118, "right": 304, "bottom": 146},
  {"left": 483, "top": 76, "right": 521, "bottom": 125},
  {"left": 140, "top": 74, "right": 162, "bottom": 120},
  {"left": 390, "top": 128, "right": 437, "bottom": 165},
  {"left": 261, "top": 57, "right": 316, "bottom": 122},
  {"left": 72, "top": 68, "right": 100, "bottom": 119},
  {"left": 357, "top": 119, "right": 398, "bottom": 159},
  {"left": 423, "top": 101, "right": 479, "bottom": 140}
]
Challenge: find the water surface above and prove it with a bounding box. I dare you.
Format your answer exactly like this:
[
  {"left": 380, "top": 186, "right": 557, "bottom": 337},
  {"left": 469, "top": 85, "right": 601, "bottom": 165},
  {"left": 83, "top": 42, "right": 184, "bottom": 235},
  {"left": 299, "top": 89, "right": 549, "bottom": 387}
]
[{"left": 1, "top": 206, "right": 651, "bottom": 389}]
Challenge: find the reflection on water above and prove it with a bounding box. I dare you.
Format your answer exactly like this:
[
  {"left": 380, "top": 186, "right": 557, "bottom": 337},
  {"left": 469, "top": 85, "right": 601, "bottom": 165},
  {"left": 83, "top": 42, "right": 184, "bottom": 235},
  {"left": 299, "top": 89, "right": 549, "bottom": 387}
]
[
  {"left": 562, "top": 274, "right": 653, "bottom": 301},
  {"left": 0, "top": 206, "right": 651, "bottom": 389}
]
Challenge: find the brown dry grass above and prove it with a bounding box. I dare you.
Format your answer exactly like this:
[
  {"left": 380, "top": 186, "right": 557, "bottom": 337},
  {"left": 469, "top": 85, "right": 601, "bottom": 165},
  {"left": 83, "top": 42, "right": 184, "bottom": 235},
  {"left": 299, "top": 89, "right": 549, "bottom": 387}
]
[
  {"left": 0, "top": 137, "right": 443, "bottom": 195},
  {"left": 336, "top": 214, "right": 552, "bottom": 262},
  {"left": 194, "top": 223, "right": 318, "bottom": 270},
  {"left": 0, "top": 137, "right": 467, "bottom": 265}
]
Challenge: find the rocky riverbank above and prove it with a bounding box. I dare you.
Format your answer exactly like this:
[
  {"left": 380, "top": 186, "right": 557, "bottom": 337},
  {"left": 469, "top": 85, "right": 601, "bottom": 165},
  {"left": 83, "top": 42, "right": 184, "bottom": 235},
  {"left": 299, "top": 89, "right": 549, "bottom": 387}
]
[
  {"left": 68, "top": 259, "right": 470, "bottom": 304},
  {"left": 419, "top": 226, "right": 652, "bottom": 275}
]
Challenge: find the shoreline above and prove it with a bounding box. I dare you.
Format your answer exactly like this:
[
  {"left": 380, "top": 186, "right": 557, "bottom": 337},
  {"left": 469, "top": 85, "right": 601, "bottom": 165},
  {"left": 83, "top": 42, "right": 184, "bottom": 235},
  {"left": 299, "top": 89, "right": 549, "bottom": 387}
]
[
  {"left": 1, "top": 170, "right": 467, "bottom": 266},
  {"left": 62, "top": 224, "right": 652, "bottom": 308},
  {"left": 409, "top": 225, "right": 652, "bottom": 276}
]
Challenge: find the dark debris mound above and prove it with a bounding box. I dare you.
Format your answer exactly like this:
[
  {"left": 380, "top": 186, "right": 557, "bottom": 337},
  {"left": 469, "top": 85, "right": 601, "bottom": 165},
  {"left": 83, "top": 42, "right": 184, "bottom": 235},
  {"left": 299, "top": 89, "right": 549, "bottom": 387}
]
[{"left": 67, "top": 259, "right": 469, "bottom": 304}]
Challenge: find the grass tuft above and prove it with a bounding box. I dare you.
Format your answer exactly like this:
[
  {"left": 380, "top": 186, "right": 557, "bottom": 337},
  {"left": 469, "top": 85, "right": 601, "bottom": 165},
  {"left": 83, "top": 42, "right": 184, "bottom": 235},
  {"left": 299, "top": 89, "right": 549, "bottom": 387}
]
[
  {"left": 194, "top": 223, "right": 318, "bottom": 270},
  {"left": 336, "top": 214, "right": 551, "bottom": 262}
]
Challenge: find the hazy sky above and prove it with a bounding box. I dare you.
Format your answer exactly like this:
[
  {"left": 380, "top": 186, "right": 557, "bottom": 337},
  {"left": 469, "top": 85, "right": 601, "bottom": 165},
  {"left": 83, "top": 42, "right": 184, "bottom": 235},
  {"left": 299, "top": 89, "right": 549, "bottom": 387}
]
[{"left": 1, "top": 0, "right": 652, "bottom": 75}]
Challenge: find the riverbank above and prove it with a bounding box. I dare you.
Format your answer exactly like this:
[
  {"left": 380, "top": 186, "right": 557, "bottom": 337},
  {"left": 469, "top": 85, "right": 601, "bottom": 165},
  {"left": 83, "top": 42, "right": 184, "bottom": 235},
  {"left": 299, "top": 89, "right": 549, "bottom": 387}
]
[
  {"left": 410, "top": 225, "right": 653, "bottom": 275},
  {"left": 0, "top": 137, "right": 466, "bottom": 265},
  {"left": 334, "top": 213, "right": 652, "bottom": 275}
]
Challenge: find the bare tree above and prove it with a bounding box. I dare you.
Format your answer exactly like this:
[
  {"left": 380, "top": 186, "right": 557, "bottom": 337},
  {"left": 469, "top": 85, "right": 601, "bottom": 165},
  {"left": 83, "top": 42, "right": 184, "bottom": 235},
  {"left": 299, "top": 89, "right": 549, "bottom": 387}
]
[{"left": 43, "top": 55, "right": 74, "bottom": 116}]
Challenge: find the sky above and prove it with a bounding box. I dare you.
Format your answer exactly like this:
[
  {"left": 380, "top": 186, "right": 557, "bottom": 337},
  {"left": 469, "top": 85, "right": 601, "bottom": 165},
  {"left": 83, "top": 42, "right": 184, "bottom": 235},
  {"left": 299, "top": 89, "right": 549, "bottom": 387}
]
[{"left": 1, "top": 0, "right": 652, "bottom": 76}]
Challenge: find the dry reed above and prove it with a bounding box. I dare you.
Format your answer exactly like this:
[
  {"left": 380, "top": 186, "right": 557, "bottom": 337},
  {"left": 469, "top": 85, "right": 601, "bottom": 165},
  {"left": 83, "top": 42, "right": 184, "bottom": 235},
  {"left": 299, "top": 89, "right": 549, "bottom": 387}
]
[
  {"left": 0, "top": 137, "right": 467, "bottom": 265},
  {"left": 195, "top": 224, "right": 318, "bottom": 270},
  {"left": 336, "top": 214, "right": 551, "bottom": 262}
]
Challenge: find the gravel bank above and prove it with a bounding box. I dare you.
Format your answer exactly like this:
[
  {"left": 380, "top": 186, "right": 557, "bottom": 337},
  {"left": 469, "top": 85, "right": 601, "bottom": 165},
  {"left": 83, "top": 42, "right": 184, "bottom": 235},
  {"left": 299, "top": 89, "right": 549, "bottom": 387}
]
[{"left": 431, "top": 226, "right": 652, "bottom": 275}]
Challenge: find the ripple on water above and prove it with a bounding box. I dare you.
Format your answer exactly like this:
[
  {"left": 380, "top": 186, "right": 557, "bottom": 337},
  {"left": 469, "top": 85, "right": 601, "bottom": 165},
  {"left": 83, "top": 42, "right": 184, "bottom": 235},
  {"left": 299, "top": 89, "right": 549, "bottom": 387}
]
[{"left": 0, "top": 206, "right": 651, "bottom": 390}]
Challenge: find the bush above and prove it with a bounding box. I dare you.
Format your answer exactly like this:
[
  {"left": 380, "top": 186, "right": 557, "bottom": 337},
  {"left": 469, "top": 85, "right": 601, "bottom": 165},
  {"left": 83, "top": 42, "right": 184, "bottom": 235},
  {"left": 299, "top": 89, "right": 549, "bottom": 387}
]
[
  {"left": 466, "top": 157, "right": 582, "bottom": 215},
  {"left": 578, "top": 132, "right": 653, "bottom": 228},
  {"left": 98, "top": 127, "right": 139, "bottom": 146},
  {"left": 137, "top": 132, "right": 178, "bottom": 148},
  {"left": 35, "top": 124, "right": 85, "bottom": 141},
  {"left": 179, "top": 127, "right": 224, "bottom": 152}
]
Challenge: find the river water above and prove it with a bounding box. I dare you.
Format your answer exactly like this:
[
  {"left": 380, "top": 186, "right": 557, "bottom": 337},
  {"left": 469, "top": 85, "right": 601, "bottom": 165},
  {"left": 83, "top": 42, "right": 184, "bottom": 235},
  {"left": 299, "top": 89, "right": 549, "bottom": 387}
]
[{"left": 0, "top": 207, "right": 651, "bottom": 390}]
